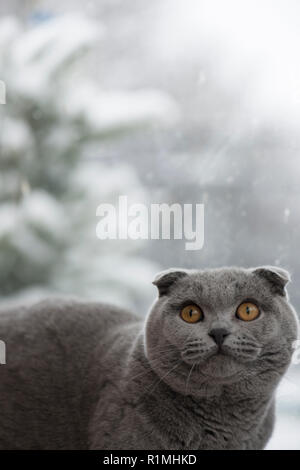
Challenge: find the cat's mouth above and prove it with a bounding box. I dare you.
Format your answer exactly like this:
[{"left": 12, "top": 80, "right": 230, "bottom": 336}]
[
  {"left": 175, "top": 349, "right": 245, "bottom": 384},
  {"left": 181, "top": 345, "right": 259, "bottom": 380},
  {"left": 181, "top": 342, "right": 261, "bottom": 366},
  {"left": 181, "top": 344, "right": 223, "bottom": 364}
]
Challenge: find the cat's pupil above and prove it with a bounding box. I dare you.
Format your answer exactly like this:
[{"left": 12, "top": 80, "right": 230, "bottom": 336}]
[
  {"left": 189, "top": 310, "right": 193, "bottom": 317},
  {"left": 246, "top": 306, "right": 250, "bottom": 314}
]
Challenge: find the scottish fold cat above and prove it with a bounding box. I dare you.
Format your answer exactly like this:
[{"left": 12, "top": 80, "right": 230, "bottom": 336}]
[{"left": 0, "top": 266, "right": 298, "bottom": 449}]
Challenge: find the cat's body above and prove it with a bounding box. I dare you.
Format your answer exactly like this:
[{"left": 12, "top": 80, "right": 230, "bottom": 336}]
[
  {"left": 0, "top": 300, "right": 141, "bottom": 449},
  {"left": 0, "top": 266, "right": 298, "bottom": 449}
]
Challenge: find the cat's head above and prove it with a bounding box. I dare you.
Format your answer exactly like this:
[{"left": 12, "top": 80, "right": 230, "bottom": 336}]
[{"left": 145, "top": 266, "right": 298, "bottom": 397}]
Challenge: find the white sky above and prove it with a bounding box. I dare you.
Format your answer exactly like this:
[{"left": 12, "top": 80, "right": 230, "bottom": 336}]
[{"left": 153, "top": 0, "right": 300, "bottom": 128}]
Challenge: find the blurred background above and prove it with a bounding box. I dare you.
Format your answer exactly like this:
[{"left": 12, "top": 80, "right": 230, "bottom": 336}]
[{"left": 0, "top": 0, "right": 299, "bottom": 449}]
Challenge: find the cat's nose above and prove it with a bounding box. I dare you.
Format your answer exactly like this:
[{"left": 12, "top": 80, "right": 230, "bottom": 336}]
[{"left": 208, "top": 328, "right": 230, "bottom": 346}]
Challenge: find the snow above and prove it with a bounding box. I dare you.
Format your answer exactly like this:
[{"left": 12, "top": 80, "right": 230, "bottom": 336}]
[
  {"left": 0, "top": 16, "right": 20, "bottom": 56},
  {"left": 0, "top": 8, "right": 172, "bottom": 311},
  {"left": 61, "top": 82, "right": 179, "bottom": 132},
  {"left": 267, "top": 414, "right": 300, "bottom": 450},
  {"left": 1, "top": 12, "right": 178, "bottom": 128},
  {"left": 21, "top": 191, "right": 67, "bottom": 238},
  {"left": 0, "top": 204, "right": 18, "bottom": 238},
  {"left": 1, "top": 118, "right": 33, "bottom": 154},
  {"left": 12, "top": 13, "right": 101, "bottom": 66},
  {"left": 267, "top": 368, "right": 300, "bottom": 449},
  {"left": 0, "top": 80, "right": 5, "bottom": 104},
  {"left": 5, "top": 14, "right": 101, "bottom": 99},
  {"left": 153, "top": 0, "right": 300, "bottom": 128}
]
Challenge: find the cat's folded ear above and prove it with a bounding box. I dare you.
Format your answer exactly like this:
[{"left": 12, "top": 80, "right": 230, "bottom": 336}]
[
  {"left": 253, "top": 266, "right": 291, "bottom": 296},
  {"left": 152, "top": 268, "right": 189, "bottom": 297}
]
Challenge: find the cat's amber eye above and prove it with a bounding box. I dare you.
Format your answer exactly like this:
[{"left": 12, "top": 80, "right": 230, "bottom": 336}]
[
  {"left": 236, "top": 302, "right": 260, "bottom": 322},
  {"left": 180, "top": 305, "right": 203, "bottom": 323}
]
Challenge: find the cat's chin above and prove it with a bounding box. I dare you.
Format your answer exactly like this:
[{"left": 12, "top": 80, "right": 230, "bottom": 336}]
[{"left": 197, "top": 354, "right": 245, "bottom": 382}]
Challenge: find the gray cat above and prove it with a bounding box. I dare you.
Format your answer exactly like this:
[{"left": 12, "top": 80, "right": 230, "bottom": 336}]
[{"left": 0, "top": 266, "right": 298, "bottom": 450}]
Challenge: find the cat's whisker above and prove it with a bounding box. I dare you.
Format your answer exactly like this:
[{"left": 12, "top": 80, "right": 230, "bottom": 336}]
[
  {"left": 184, "top": 363, "right": 196, "bottom": 397},
  {"left": 147, "top": 342, "right": 176, "bottom": 351},
  {"left": 147, "top": 347, "right": 177, "bottom": 355},
  {"left": 146, "top": 352, "right": 178, "bottom": 362},
  {"left": 129, "top": 361, "right": 167, "bottom": 381},
  {"left": 129, "top": 354, "right": 181, "bottom": 382},
  {"left": 129, "top": 369, "right": 154, "bottom": 382},
  {"left": 145, "top": 362, "right": 181, "bottom": 397},
  {"left": 147, "top": 331, "right": 196, "bottom": 355}
]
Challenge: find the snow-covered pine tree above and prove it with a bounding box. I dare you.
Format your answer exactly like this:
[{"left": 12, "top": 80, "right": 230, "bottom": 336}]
[{"left": 0, "top": 13, "right": 178, "bottom": 309}]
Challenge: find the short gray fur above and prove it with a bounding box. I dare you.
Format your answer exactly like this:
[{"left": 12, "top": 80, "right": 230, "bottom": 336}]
[{"left": 0, "top": 266, "right": 298, "bottom": 449}]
